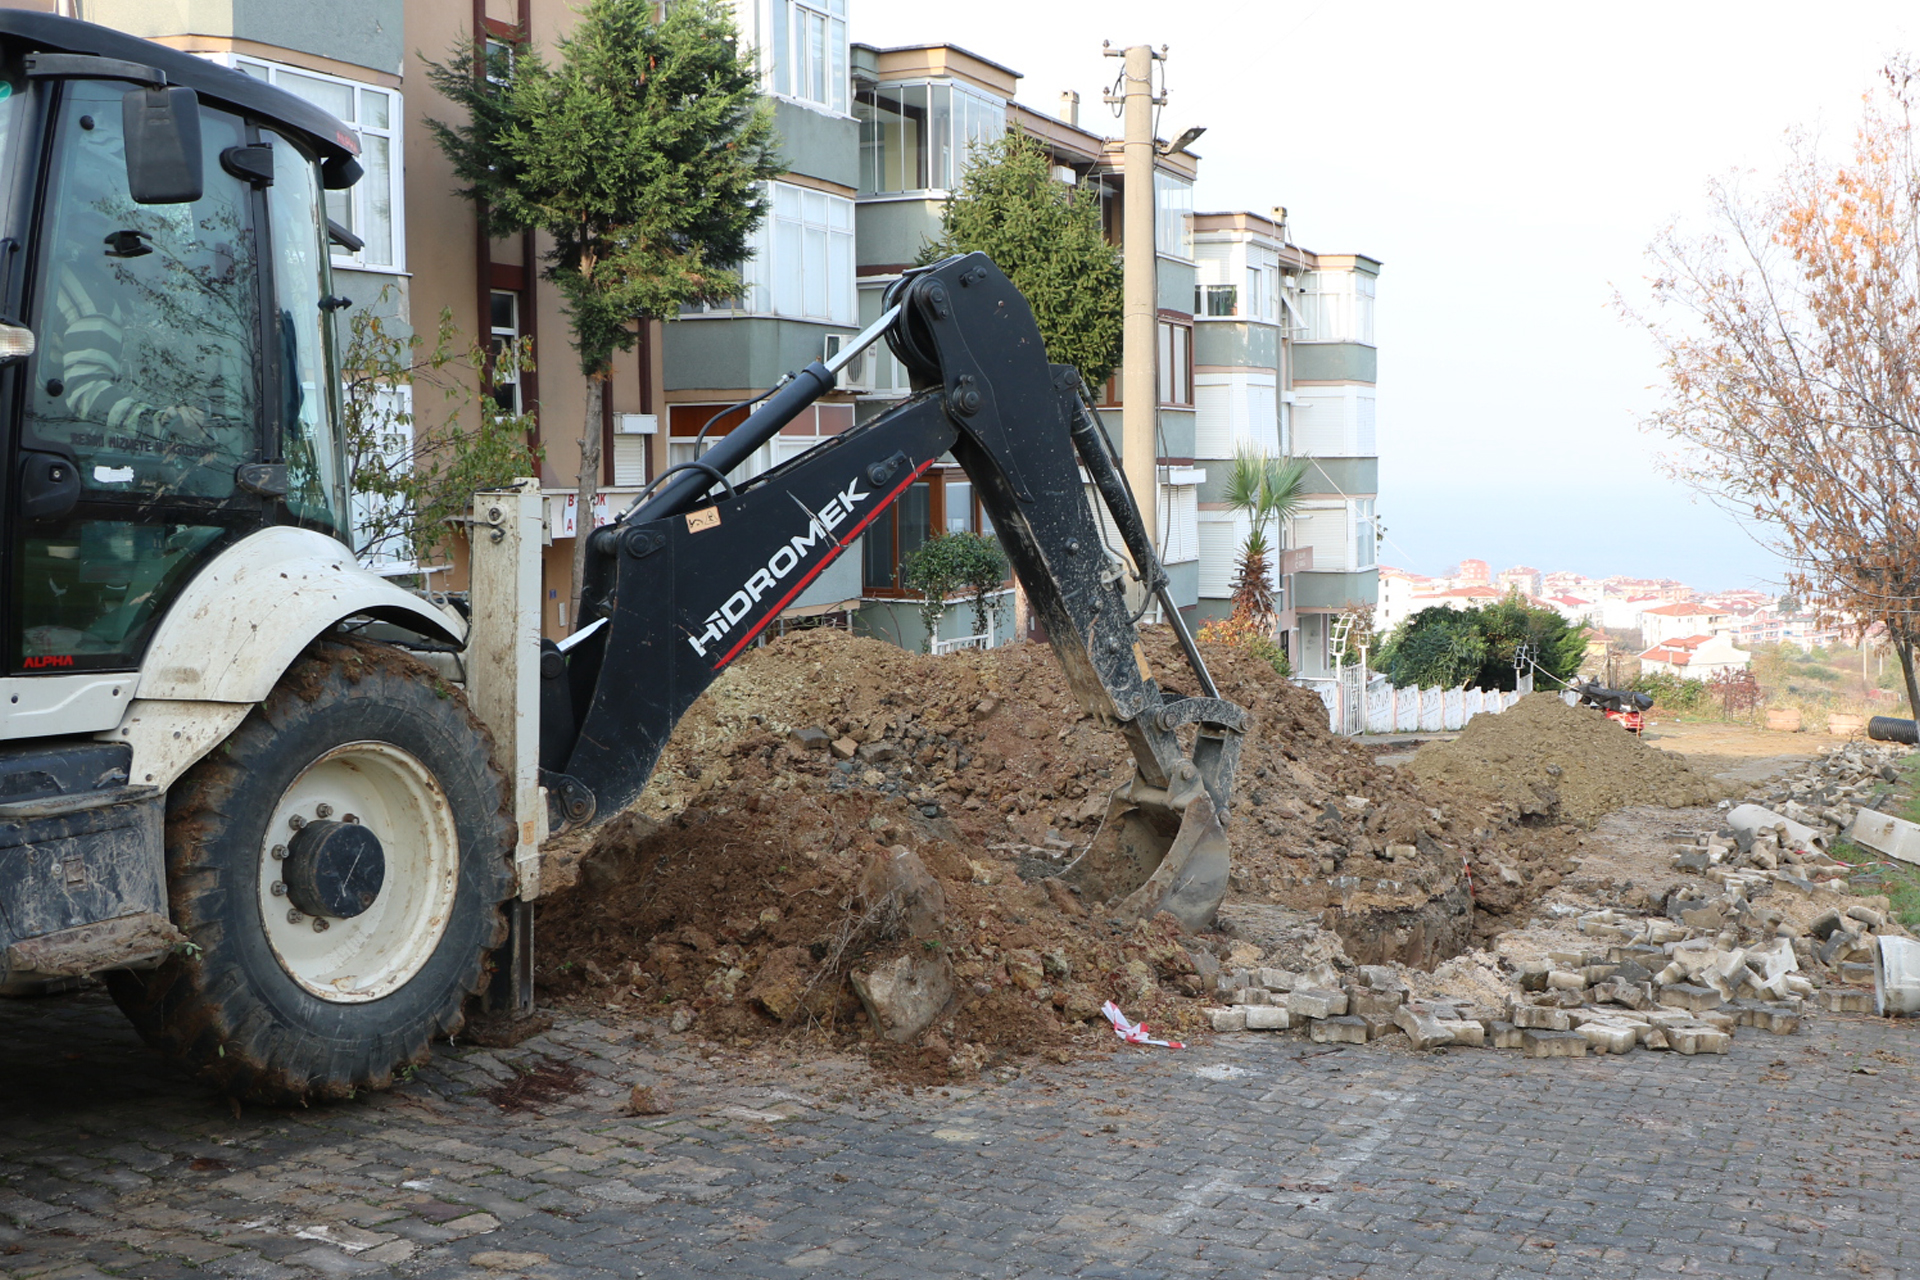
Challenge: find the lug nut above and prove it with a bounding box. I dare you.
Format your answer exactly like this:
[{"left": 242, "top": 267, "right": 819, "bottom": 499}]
[
  {"left": 342, "top": 813, "right": 359, "bottom": 824},
  {"left": 287, "top": 908, "right": 303, "bottom": 924},
  {"left": 315, "top": 802, "right": 333, "bottom": 819},
  {"left": 288, "top": 813, "right": 306, "bottom": 830},
  {"left": 271, "top": 844, "right": 288, "bottom": 861},
  {"left": 270, "top": 881, "right": 288, "bottom": 897},
  {"left": 312, "top": 918, "right": 330, "bottom": 933}
]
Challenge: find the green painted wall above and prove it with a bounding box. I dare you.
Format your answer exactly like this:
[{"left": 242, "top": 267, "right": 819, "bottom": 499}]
[
  {"left": 1193, "top": 321, "right": 1278, "bottom": 370},
  {"left": 1294, "top": 569, "right": 1380, "bottom": 610},
  {"left": 1158, "top": 258, "right": 1196, "bottom": 315},
  {"left": 88, "top": 0, "right": 404, "bottom": 75},
  {"left": 774, "top": 100, "right": 859, "bottom": 190},
  {"left": 663, "top": 317, "right": 840, "bottom": 390},
  {"left": 854, "top": 591, "right": 1018, "bottom": 653},
  {"left": 1293, "top": 342, "right": 1377, "bottom": 384},
  {"left": 1164, "top": 558, "right": 1198, "bottom": 610},
  {"left": 1300, "top": 456, "right": 1378, "bottom": 496},
  {"left": 1160, "top": 407, "right": 1195, "bottom": 460},
  {"left": 795, "top": 544, "right": 862, "bottom": 611},
  {"left": 855, "top": 198, "right": 943, "bottom": 268}
]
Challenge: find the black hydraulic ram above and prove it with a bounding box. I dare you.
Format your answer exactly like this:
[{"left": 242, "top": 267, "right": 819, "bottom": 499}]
[{"left": 544, "top": 254, "right": 1244, "bottom": 929}]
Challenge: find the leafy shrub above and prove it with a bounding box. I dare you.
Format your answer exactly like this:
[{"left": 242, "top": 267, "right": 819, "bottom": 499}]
[
  {"left": 1197, "top": 613, "right": 1290, "bottom": 679},
  {"left": 900, "top": 532, "right": 1010, "bottom": 652},
  {"left": 1630, "top": 670, "right": 1711, "bottom": 712},
  {"left": 1374, "top": 593, "right": 1584, "bottom": 691}
]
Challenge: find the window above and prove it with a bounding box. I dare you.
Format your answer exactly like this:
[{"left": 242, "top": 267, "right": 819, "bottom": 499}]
[
  {"left": 1353, "top": 498, "right": 1377, "bottom": 570},
  {"left": 769, "top": 183, "right": 855, "bottom": 324},
  {"left": 1202, "top": 284, "right": 1238, "bottom": 317},
  {"left": 1300, "top": 269, "right": 1378, "bottom": 345},
  {"left": 1157, "top": 321, "right": 1192, "bottom": 406},
  {"left": 665, "top": 402, "right": 852, "bottom": 491},
  {"left": 268, "top": 131, "right": 350, "bottom": 535},
  {"left": 490, "top": 291, "right": 522, "bottom": 415},
  {"left": 220, "top": 55, "right": 403, "bottom": 271},
  {"left": 856, "top": 81, "right": 1006, "bottom": 195},
  {"left": 484, "top": 36, "right": 516, "bottom": 87},
  {"left": 1154, "top": 170, "right": 1192, "bottom": 259},
  {"left": 862, "top": 469, "right": 992, "bottom": 594},
  {"left": 772, "top": 0, "right": 848, "bottom": 114},
  {"left": 13, "top": 85, "right": 258, "bottom": 670},
  {"left": 1244, "top": 263, "right": 1277, "bottom": 323}
]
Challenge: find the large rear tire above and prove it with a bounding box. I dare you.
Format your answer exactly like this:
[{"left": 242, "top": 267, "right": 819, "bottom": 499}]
[{"left": 108, "top": 637, "right": 514, "bottom": 1103}]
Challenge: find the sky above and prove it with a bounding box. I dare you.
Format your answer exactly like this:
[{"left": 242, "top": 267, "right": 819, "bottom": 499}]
[{"left": 858, "top": 0, "right": 1920, "bottom": 593}]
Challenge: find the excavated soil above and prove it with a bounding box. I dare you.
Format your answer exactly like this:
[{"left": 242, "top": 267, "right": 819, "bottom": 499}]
[
  {"left": 536, "top": 628, "right": 1582, "bottom": 1078},
  {"left": 1405, "top": 693, "right": 1726, "bottom": 828}
]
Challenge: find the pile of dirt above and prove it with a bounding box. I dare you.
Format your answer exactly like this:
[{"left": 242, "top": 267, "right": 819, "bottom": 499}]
[
  {"left": 1405, "top": 693, "right": 1725, "bottom": 828},
  {"left": 535, "top": 627, "right": 1580, "bottom": 1077}
]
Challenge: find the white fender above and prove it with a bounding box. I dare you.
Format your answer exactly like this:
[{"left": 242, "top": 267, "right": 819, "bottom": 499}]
[{"left": 134, "top": 526, "right": 464, "bottom": 704}]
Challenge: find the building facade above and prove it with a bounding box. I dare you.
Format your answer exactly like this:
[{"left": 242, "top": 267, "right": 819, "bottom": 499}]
[{"left": 58, "top": 0, "right": 1379, "bottom": 663}]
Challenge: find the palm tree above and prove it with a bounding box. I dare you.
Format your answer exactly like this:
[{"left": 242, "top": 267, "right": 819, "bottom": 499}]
[{"left": 1222, "top": 445, "right": 1307, "bottom": 627}]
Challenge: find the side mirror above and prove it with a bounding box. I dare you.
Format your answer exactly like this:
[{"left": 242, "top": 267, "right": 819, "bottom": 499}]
[{"left": 121, "top": 85, "right": 202, "bottom": 204}]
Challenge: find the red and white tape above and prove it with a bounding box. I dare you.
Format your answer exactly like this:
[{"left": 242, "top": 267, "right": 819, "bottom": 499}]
[{"left": 1102, "top": 1000, "right": 1184, "bottom": 1049}]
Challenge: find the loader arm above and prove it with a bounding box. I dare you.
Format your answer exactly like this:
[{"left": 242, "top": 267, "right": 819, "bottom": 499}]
[{"left": 545, "top": 253, "right": 1244, "bottom": 930}]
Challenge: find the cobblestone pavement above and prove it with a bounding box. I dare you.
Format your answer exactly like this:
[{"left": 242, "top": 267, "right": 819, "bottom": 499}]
[{"left": 3, "top": 990, "right": 1919, "bottom": 1279}]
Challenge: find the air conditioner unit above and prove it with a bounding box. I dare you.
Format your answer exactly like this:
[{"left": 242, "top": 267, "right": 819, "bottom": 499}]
[
  {"left": 822, "top": 333, "right": 875, "bottom": 393},
  {"left": 614, "top": 412, "right": 657, "bottom": 435}
]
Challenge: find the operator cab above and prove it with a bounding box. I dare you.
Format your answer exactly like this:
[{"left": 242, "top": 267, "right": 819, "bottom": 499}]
[{"left": 0, "top": 11, "right": 359, "bottom": 683}]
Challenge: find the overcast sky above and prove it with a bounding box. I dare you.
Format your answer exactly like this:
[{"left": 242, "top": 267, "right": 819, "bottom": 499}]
[{"left": 858, "top": 0, "right": 1919, "bottom": 592}]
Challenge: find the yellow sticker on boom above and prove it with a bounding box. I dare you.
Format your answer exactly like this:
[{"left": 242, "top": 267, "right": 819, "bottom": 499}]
[
  {"left": 1133, "top": 642, "right": 1153, "bottom": 683},
  {"left": 686, "top": 507, "right": 720, "bottom": 533}
]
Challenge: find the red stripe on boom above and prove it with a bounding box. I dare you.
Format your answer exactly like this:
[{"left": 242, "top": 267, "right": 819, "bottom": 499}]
[{"left": 711, "top": 457, "right": 937, "bottom": 670}]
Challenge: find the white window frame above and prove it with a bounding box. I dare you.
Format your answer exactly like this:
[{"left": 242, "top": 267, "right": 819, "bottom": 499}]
[
  {"left": 855, "top": 78, "right": 1007, "bottom": 197},
  {"left": 1154, "top": 169, "right": 1193, "bottom": 261},
  {"left": 489, "top": 290, "right": 522, "bottom": 415},
  {"left": 764, "top": 181, "right": 857, "bottom": 325},
  {"left": 770, "top": 0, "right": 849, "bottom": 116},
  {"left": 211, "top": 53, "right": 405, "bottom": 274}
]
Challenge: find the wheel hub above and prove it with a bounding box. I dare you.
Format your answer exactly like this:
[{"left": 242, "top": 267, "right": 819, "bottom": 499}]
[{"left": 283, "top": 819, "right": 386, "bottom": 920}]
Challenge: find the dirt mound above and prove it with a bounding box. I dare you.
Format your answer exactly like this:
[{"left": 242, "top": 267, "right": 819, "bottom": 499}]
[
  {"left": 536, "top": 628, "right": 1580, "bottom": 1076},
  {"left": 1405, "top": 693, "right": 1723, "bottom": 828}
]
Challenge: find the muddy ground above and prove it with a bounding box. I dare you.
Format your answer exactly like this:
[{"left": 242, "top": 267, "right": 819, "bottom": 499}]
[{"left": 529, "top": 636, "right": 1823, "bottom": 1079}]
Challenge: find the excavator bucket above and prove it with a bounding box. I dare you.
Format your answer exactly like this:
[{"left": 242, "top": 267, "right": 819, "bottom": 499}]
[{"left": 1055, "top": 785, "right": 1230, "bottom": 933}]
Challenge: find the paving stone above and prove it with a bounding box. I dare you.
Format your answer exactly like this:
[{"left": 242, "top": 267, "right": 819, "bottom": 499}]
[
  {"left": 1307, "top": 1016, "right": 1368, "bottom": 1045},
  {"left": 1205, "top": 1006, "right": 1247, "bottom": 1033},
  {"left": 1393, "top": 1005, "right": 1450, "bottom": 1050},
  {"left": 1575, "top": 1021, "right": 1638, "bottom": 1055},
  {"left": 1242, "top": 1005, "right": 1290, "bottom": 1032},
  {"left": 1668, "top": 1026, "right": 1732, "bottom": 1056},
  {"left": 1506, "top": 1003, "right": 1571, "bottom": 1031},
  {"left": 6, "top": 981, "right": 1919, "bottom": 1280},
  {"left": 1657, "top": 983, "right": 1725, "bottom": 1013},
  {"left": 1518, "top": 1030, "right": 1589, "bottom": 1059},
  {"left": 1286, "top": 988, "right": 1347, "bottom": 1019},
  {"left": 1822, "top": 987, "right": 1875, "bottom": 1013}
]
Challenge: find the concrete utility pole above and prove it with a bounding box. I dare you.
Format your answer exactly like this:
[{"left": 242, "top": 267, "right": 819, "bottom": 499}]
[{"left": 1108, "top": 43, "right": 1163, "bottom": 575}]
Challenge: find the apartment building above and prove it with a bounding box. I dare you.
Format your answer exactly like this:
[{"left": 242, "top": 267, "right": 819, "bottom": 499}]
[
  {"left": 845, "top": 42, "right": 1209, "bottom": 650},
  {"left": 1186, "top": 214, "right": 1381, "bottom": 677},
  {"left": 62, "top": 0, "right": 1376, "bottom": 661}
]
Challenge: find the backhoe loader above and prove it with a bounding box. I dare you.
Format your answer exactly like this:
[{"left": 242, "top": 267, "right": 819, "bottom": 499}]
[{"left": 0, "top": 11, "right": 1245, "bottom": 1102}]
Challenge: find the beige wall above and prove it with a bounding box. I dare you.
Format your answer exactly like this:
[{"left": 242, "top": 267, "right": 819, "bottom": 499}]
[{"left": 403, "top": 0, "right": 666, "bottom": 627}]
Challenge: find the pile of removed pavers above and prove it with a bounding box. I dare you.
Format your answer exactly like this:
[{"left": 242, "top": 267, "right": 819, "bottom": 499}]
[{"left": 1203, "top": 807, "right": 1911, "bottom": 1060}]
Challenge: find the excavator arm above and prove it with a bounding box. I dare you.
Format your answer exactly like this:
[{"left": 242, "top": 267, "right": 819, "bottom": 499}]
[{"left": 544, "top": 253, "right": 1244, "bottom": 931}]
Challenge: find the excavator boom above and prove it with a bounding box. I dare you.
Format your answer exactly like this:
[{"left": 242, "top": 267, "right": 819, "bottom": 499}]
[{"left": 541, "top": 254, "right": 1244, "bottom": 931}]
